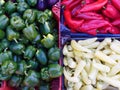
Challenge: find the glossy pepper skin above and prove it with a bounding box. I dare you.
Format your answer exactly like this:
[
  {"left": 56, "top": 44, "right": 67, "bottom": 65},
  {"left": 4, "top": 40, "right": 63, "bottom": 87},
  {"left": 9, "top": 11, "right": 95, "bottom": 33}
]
[
  {"left": 112, "top": 0, "right": 120, "bottom": 11},
  {"left": 41, "top": 34, "right": 55, "bottom": 49},
  {"left": 10, "top": 16, "right": 25, "bottom": 31},
  {"left": 23, "top": 24, "right": 39, "bottom": 41},
  {"left": 48, "top": 64, "right": 62, "bottom": 78},
  {"left": 17, "top": 2, "right": 30, "bottom": 14},
  {"left": 40, "top": 67, "right": 50, "bottom": 82},
  {"left": 20, "top": 86, "right": 35, "bottom": 90},
  {"left": 19, "top": 35, "right": 29, "bottom": 45},
  {"left": 17, "top": 0, "right": 26, "bottom": 2},
  {"left": 1, "top": 60, "right": 17, "bottom": 75},
  {"left": 10, "top": 12, "right": 21, "bottom": 18},
  {"left": 44, "top": 9, "right": 53, "bottom": 20},
  {"left": 36, "top": 49, "right": 47, "bottom": 65},
  {"left": 10, "top": 42, "right": 25, "bottom": 55},
  {"left": 0, "top": 9, "right": 4, "bottom": 15},
  {"left": 8, "top": 75, "right": 22, "bottom": 87},
  {"left": 28, "top": 60, "right": 38, "bottom": 70},
  {"left": 0, "top": 15, "right": 9, "bottom": 30},
  {"left": 0, "top": 39, "right": 10, "bottom": 52},
  {"left": 24, "top": 45, "right": 36, "bottom": 59},
  {"left": 48, "top": 47, "right": 60, "bottom": 61},
  {"left": 0, "top": 0, "right": 5, "bottom": 7},
  {"left": 38, "top": 82, "right": 50, "bottom": 90},
  {"left": 5, "top": 1, "right": 16, "bottom": 14},
  {"left": 23, "top": 70, "right": 40, "bottom": 87},
  {"left": 6, "top": 26, "right": 20, "bottom": 41},
  {"left": 0, "top": 29, "right": 5, "bottom": 39},
  {"left": 16, "top": 61, "right": 28, "bottom": 75},
  {"left": 13, "top": 55, "right": 21, "bottom": 62},
  {"left": 26, "top": 0, "right": 37, "bottom": 7},
  {"left": 40, "top": 22, "right": 51, "bottom": 35},
  {"left": 0, "top": 51, "right": 12, "bottom": 65},
  {"left": 23, "top": 9, "right": 36, "bottom": 24},
  {"left": 0, "top": 73, "right": 11, "bottom": 80}
]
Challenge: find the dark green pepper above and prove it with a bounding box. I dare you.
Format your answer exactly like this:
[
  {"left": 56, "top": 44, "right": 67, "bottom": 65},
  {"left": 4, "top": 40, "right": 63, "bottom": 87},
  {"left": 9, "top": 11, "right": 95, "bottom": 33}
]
[
  {"left": 40, "top": 67, "right": 50, "bottom": 82},
  {"left": 32, "top": 34, "right": 41, "bottom": 44},
  {"left": 10, "top": 43, "right": 25, "bottom": 55},
  {"left": 0, "top": 51, "right": 12, "bottom": 65},
  {"left": 36, "top": 49, "right": 47, "bottom": 65},
  {"left": 17, "top": 2, "right": 30, "bottom": 14},
  {"left": 0, "top": 15, "right": 9, "bottom": 30},
  {"left": 41, "top": 34, "right": 55, "bottom": 48},
  {"left": 10, "top": 12, "right": 21, "bottom": 18},
  {"left": 48, "top": 47, "right": 60, "bottom": 61},
  {"left": 17, "top": 0, "right": 26, "bottom": 2},
  {"left": 1, "top": 60, "right": 17, "bottom": 75},
  {"left": 10, "top": 16, "right": 25, "bottom": 31},
  {"left": 21, "top": 86, "right": 35, "bottom": 90},
  {"left": 23, "top": 9, "right": 36, "bottom": 24},
  {"left": 16, "top": 61, "right": 28, "bottom": 75},
  {"left": 28, "top": 60, "right": 38, "bottom": 70},
  {"left": 8, "top": 75, "right": 22, "bottom": 87},
  {"left": 23, "top": 70, "right": 40, "bottom": 87},
  {"left": 0, "top": 29, "right": 5, "bottom": 39},
  {"left": 48, "top": 64, "right": 62, "bottom": 78},
  {"left": 23, "top": 24, "right": 39, "bottom": 41},
  {"left": 19, "top": 35, "right": 29, "bottom": 45},
  {"left": 24, "top": 45, "right": 36, "bottom": 59},
  {"left": 6, "top": 26, "right": 20, "bottom": 41},
  {"left": 13, "top": 55, "right": 21, "bottom": 62},
  {"left": 0, "top": 0, "right": 5, "bottom": 7},
  {"left": 5, "top": 1, "right": 16, "bottom": 14},
  {"left": 0, "top": 39, "right": 10, "bottom": 52},
  {"left": 26, "top": 0, "right": 37, "bottom": 7},
  {"left": 44, "top": 9, "right": 53, "bottom": 20},
  {"left": 0, "top": 8, "right": 4, "bottom": 15},
  {"left": 0, "top": 73, "right": 11, "bottom": 80},
  {"left": 39, "top": 22, "right": 51, "bottom": 35},
  {"left": 37, "top": 11, "right": 48, "bottom": 24},
  {"left": 38, "top": 82, "right": 50, "bottom": 90}
]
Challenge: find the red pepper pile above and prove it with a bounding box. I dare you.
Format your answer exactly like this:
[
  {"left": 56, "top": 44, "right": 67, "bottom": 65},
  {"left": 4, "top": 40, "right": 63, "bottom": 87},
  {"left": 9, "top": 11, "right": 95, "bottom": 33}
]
[{"left": 62, "top": 0, "right": 120, "bottom": 35}]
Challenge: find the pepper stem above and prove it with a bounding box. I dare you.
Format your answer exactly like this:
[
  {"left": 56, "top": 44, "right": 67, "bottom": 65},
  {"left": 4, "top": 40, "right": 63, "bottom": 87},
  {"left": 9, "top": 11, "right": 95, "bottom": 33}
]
[
  {"left": 24, "top": 71, "right": 28, "bottom": 76},
  {"left": 4, "top": 48, "right": 8, "bottom": 52},
  {"left": 35, "top": 26, "right": 39, "bottom": 30},
  {"left": 22, "top": 50, "right": 25, "bottom": 54},
  {"left": 25, "top": 20, "right": 29, "bottom": 27},
  {"left": 26, "top": 65, "right": 32, "bottom": 68},
  {"left": 14, "top": 38, "right": 18, "bottom": 43}
]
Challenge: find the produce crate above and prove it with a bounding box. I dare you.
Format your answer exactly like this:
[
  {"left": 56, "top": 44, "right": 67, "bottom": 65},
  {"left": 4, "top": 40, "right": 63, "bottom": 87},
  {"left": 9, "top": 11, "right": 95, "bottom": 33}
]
[{"left": 0, "top": 1, "right": 62, "bottom": 90}]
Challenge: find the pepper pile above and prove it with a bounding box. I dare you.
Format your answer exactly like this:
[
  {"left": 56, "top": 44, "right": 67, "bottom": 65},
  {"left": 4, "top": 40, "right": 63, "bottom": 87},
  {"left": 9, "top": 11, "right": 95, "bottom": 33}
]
[
  {"left": 62, "top": 0, "right": 120, "bottom": 35},
  {"left": 0, "top": 0, "right": 62, "bottom": 90}
]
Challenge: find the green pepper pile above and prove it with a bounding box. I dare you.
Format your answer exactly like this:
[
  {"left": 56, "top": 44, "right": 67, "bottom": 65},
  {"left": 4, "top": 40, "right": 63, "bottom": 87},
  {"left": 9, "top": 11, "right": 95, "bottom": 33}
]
[{"left": 0, "top": 0, "right": 62, "bottom": 89}]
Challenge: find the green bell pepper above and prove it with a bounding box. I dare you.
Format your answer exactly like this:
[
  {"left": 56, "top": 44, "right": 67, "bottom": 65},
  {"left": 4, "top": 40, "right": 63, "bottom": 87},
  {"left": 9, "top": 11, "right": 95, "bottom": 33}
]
[
  {"left": 0, "top": 8, "right": 4, "bottom": 15},
  {"left": 44, "top": 9, "right": 53, "bottom": 20},
  {"left": 28, "top": 60, "right": 38, "bottom": 70},
  {"left": 23, "top": 70, "right": 40, "bottom": 87},
  {"left": 24, "top": 45, "right": 36, "bottom": 59},
  {"left": 17, "top": 2, "right": 30, "bottom": 14},
  {"left": 0, "top": 39, "right": 10, "bottom": 52},
  {"left": 21, "top": 86, "right": 35, "bottom": 90},
  {"left": 0, "top": 15, "right": 9, "bottom": 30},
  {"left": 23, "top": 24, "right": 39, "bottom": 41},
  {"left": 17, "top": 0, "right": 26, "bottom": 2},
  {"left": 37, "top": 11, "right": 48, "bottom": 24},
  {"left": 39, "top": 22, "right": 51, "bottom": 35},
  {"left": 0, "top": 73, "right": 11, "bottom": 80},
  {"left": 1, "top": 60, "right": 17, "bottom": 75},
  {"left": 32, "top": 34, "right": 41, "bottom": 44},
  {"left": 8, "top": 75, "right": 22, "bottom": 87},
  {"left": 0, "top": 29, "right": 5, "bottom": 39},
  {"left": 10, "top": 12, "right": 21, "bottom": 18},
  {"left": 40, "top": 67, "right": 50, "bottom": 82},
  {"left": 48, "top": 47, "right": 60, "bottom": 61},
  {"left": 10, "top": 16, "right": 25, "bottom": 31},
  {"left": 0, "top": 51, "right": 12, "bottom": 65},
  {"left": 10, "top": 42, "right": 25, "bottom": 55},
  {"left": 13, "top": 55, "right": 21, "bottom": 62},
  {"left": 19, "top": 36, "right": 29, "bottom": 45},
  {"left": 26, "top": 0, "right": 37, "bottom": 7},
  {"left": 41, "top": 34, "right": 55, "bottom": 48},
  {"left": 6, "top": 26, "right": 20, "bottom": 41},
  {"left": 0, "top": 0, "right": 5, "bottom": 7},
  {"left": 5, "top": 1, "right": 16, "bottom": 14},
  {"left": 38, "top": 82, "right": 50, "bottom": 90},
  {"left": 48, "top": 64, "right": 62, "bottom": 78},
  {"left": 36, "top": 49, "right": 47, "bottom": 65},
  {"left": 23, "top": 9, "right": 36, "bottom": 24},
  {"left": 16, "top": 60, "right": 28, "bottom": 75}
]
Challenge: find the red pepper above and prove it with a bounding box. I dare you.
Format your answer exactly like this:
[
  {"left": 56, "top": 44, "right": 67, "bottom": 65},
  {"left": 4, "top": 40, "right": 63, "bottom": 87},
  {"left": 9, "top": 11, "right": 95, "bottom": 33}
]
[
  {"left": 110, "top": 27, "right": 120, "bottom": 34},
  {"left": 61, "top": 0, "right": 73, "bottom": 7},
  {"left": 102, "top": 4, "right": 120, "bottom": 19},
  {"left": 76, "top": 0, "right": 108, "bottom": 13},
  {"left": 64, "top": 9, "right": 84, "bottom": 31},
  {"left": 79, "top": 19, "right": 111, "bottom": 32},
  {"left": 99, "top": 26, "right": 112, "bottom": 34},
  {"left": 71, "top": 4, "right": 81, "bottom": 16},
  {"left": 111, "top": 0, "right": 120, "bottom": 11},
  {"left": 85, "top": 0, "right": 95, "bottom": 4},
  {"left": 112, "top": 19, "right": 120, "bottom": 26},
  {"left": 74, "top": 12, "right": 103, "bottom": 20},
  {"left": 84, "top": 29, "right": 97, "bottom": 35}
]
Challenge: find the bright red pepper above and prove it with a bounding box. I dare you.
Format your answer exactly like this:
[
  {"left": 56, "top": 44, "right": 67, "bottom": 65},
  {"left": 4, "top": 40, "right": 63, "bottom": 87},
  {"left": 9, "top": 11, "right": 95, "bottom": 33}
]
[
  {"left": 102, "top": 4, "right": 120, "bottom": 19},
  {"left": 61, "top": 0, "right": 73, "bottom": 7},
  {"left": 84, "top": 29, "right": 97, "bottom": 35},
  {"left": 85, "top": 0, "right": 95, "bottom": 4},
  {"left": 112, "top": 19, "right": 120, "bottom": 26},
  {"left": 79, "top": 19, "right": 111, "bottom": 32},
  {"left": 64, "top": 9, "right": 84, "bottom": 31},
  {"left": 110, "top": 27, "right": 120, "bottom": 34},
  {"left": 76, "top": 0, "right": 108, "bottom": 13},
  {"left": 111, "top": 0, "right": 120, "bottom": 11},
  {"left": 99, "top": 26, "right": 112, "bottom": 34},
  {"left": 74, "top": 12, "right": 103, "bottom": 20}
]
